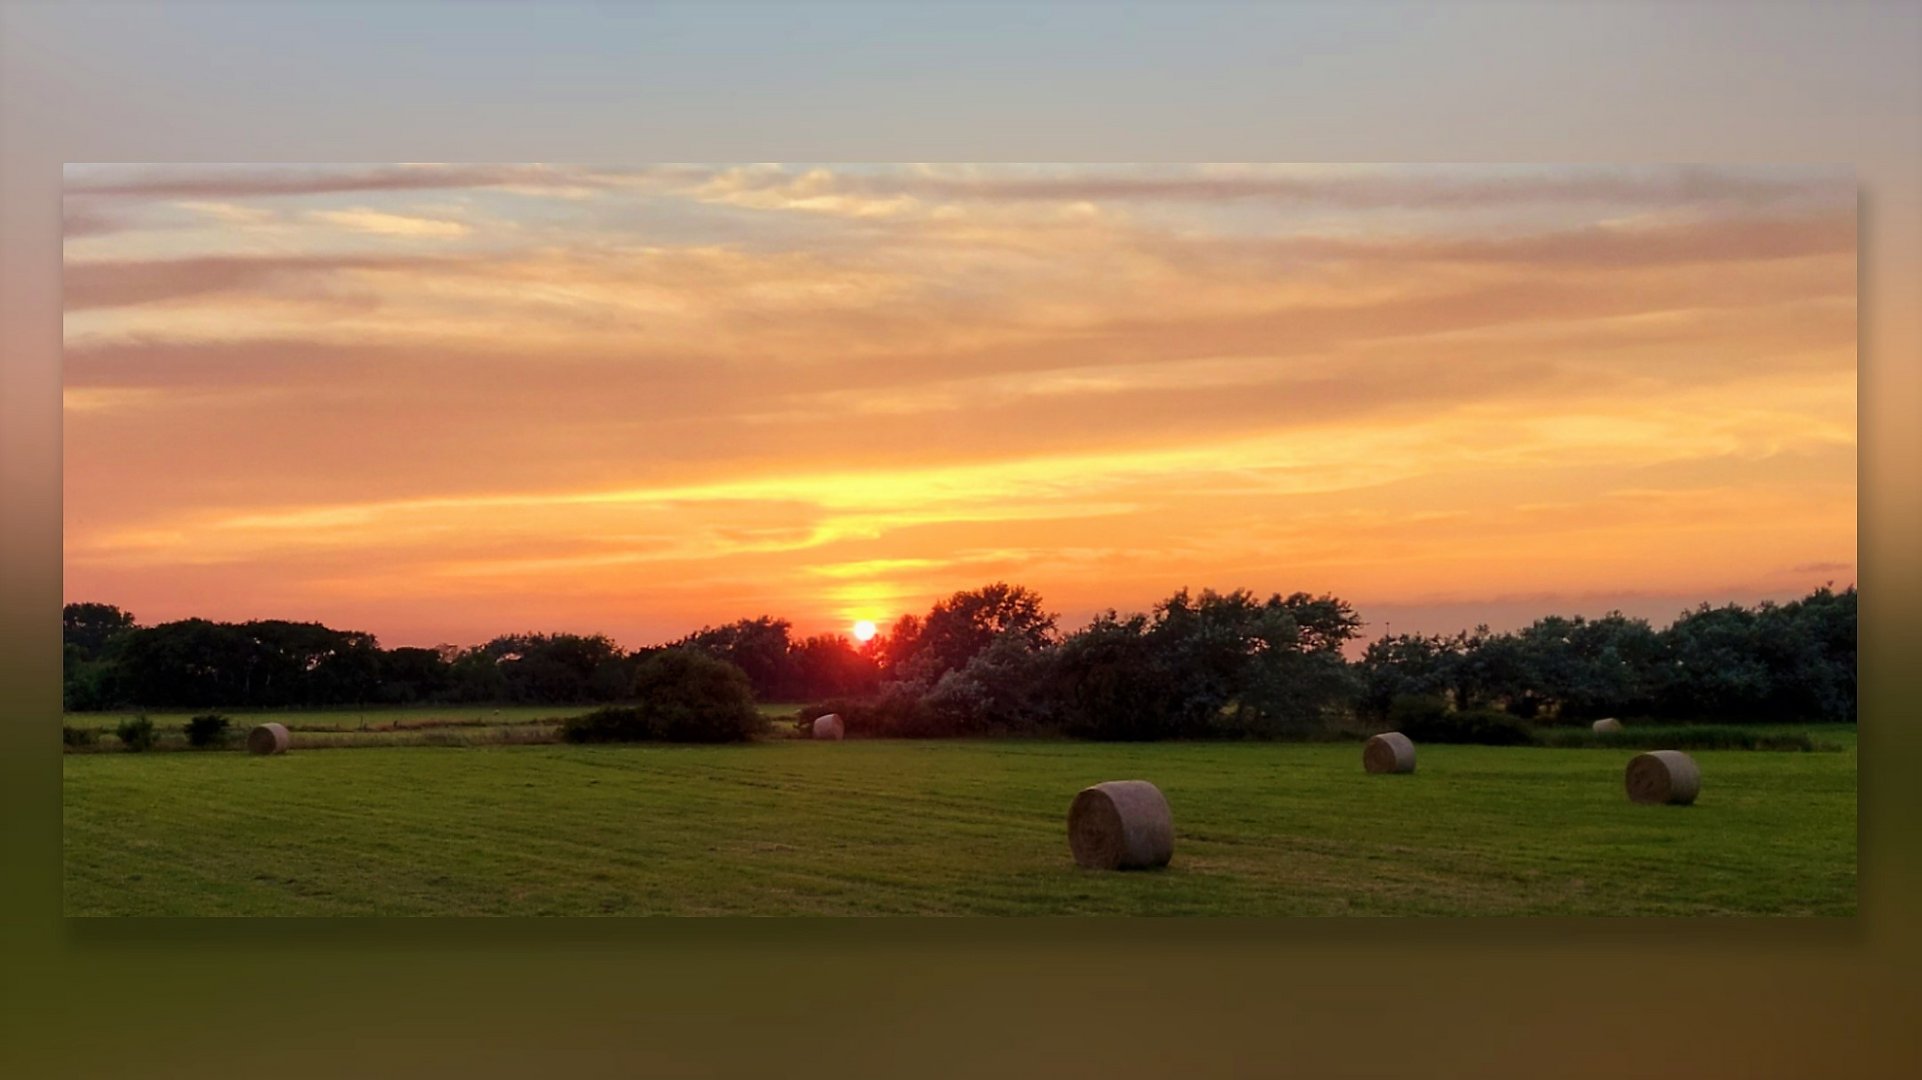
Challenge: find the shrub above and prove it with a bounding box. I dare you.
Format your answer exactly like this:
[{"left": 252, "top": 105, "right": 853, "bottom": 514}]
[
  {"left": 63, "top": 659, "right": 126, "bottom": 712},
  {"left": 1385, "top": 693, "right": 1448, "bottom": 729},
  {"left": 1388, "top": 696, "right": 1534, "bottom": 746},
  {"left": 115, "top": 715, "right": 156, "bottom": 752},
  {"left": 560, "top": 706, "right": 658, "bottom": 743},
  {"left": 794, "top": 700, "right": 850, "bottom": 737},
  {"left": 920, "top": 633, "right": 1057, "bottom": 736},
  {"left": 794, "top": 682, "right": 935, "bottom": 738},
  {"left": 185, "top": 713, "right": 232, "bottom": 747},
  {"left": 62, "top": 725, "right": 96, "bottom": 748},
  {"left": 561, "top": 649, "right": 762, "bottom": 743}
]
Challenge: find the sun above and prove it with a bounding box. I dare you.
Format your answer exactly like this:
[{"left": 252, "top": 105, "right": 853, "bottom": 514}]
[{"left": 852, "top": 619, "right": 878, "bottom": 642}]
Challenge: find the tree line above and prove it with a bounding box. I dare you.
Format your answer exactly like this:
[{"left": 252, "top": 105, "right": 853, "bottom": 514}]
[
  {"left": 62, "top": 582, "right": 1855, "bottom": 734},
  {"left": 59, "top": 604, "right": 886, "bottom": 712}
]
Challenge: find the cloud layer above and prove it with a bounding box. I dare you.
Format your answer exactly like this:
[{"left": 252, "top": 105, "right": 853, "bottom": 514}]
[{"left": 62, "top": 164, "right": 1857, "bottom": 647}]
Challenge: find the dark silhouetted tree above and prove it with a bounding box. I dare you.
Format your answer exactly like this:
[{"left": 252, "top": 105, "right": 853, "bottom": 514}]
[
  {"left": 63, "top": 602, "right": 136, "bottom": 661},
  {"left": 628, "top": 648, "right": 764, "bottom": 742},
  {"left": 789, "top": 633, "right": 881, "bottom": 700},
  {"left": 909, "top": 582, "right": 1056, "bottom": 679},
  {"left": 673, "top": 617, "right": 795, "bottom": 699}
]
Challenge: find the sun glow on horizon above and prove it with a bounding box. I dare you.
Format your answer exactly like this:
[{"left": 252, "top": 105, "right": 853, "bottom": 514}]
[{"left": 852, "top": 620, "right": 878, "bottom": 643}]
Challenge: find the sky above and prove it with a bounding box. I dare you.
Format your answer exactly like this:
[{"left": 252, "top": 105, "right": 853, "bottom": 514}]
[{"left": 61, "top": 163, "right": 1857, "bottom": 649}]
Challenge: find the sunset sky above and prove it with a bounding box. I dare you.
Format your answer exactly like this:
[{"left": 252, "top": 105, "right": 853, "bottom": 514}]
[{"left": 62, "top": 163, "right": 1857, "bottom": 649}]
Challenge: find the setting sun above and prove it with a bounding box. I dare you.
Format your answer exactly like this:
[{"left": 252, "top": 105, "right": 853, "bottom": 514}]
[{"left": 852, "top": 620, "right": 878, "bottom": 643}]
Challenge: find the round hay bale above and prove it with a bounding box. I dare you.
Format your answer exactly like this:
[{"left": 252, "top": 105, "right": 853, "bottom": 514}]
[
  {"left": 1625, "top": 750, "right": 1701, "bottom": 805},
  {"left": 811, "top": 713, "right": 844, "bottom": 741},
  {"left": 1067, "top": 780, "right": 1173, "bottom": 871},
  {"left": 246, "top": 722, "right": 290, "bottom": 755},
  {"left": 1363, "top": 731, "right": 1416, "bottom": 774},
  {"left": 1592, "top": 717, "right": 1625, "bottom": 734}
]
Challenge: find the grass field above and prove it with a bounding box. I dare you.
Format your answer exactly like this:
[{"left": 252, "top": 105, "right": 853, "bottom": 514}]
[
  {"left": 62, "top": 707, "right": 1857, "bottom": 753},
  {"left": 63, "top": 738, "right": 1856, "bottom": 916},
  {"left": 64, "top": 703, "right": 807, "bottom": 730},
  {"left": 62, "top": 703, "right": 808, "bottom": 750},
  {"left": 62, "top": 704, "right": 604, "bottom": 730}
]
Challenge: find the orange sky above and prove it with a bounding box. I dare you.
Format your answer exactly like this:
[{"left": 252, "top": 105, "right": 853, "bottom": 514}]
[{"left": 61, "top": 164, "right": 1857, "bottom": 648}]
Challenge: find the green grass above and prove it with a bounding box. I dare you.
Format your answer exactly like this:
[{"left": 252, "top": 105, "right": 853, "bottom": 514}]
[
  {"left": 1533, "top": 723, "right": 1849, "bottom": 752},
  {"left": 64, "top": 703, "right": 807, "bottom": 730},
  {"left": 63, "top": 704, "right": 595, "bottom": 731},
  {"left": 62, "top": 702, "right": 808, "bottom": 751},
  {"left": 63, "top": 740, "right": 1855, "bottom": 916}
]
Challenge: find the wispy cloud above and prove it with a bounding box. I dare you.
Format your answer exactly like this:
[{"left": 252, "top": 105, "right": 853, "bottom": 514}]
[
  {"left": 686, "top": 163, "right": 1853, "bottom": 212},
  {"left": 1790, "top": 561, "right": 1854, "bottom": 574},
  {"left": 60, "top": 164, "right": 1857, "bottom": 644},
  {"left": 307, "top": 207, "right": 472, "bottom": 238},
  {"left": 64, "top": 254, "right": 447, "bottom": 310},
  {"left": 64, "top": 163, "right": 639, "bottom": 199},
  {"left": 178, "top": 201, "right": 279, "bottom": 225},
  {"left": 61, "top": 206, "right": 133, "bottom": 238}
]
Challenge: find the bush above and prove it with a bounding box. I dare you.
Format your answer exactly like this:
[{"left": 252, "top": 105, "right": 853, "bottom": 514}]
[
  {"left": 1388, "top": 695, "right": 1534, "bottom": 746},
  {"left": 920, "top": 633, "right": 1057, "bottom": 736},
  {"left": 115, "top": 715, "right": 156, "bottom": 752},
  {"left": 793, "top": 700, "right": 849, "bottom": 737},
  {"left": 794, "top": 682, "right": 936, "bottom": 738},
  {"left": 63, "top": 659, "right": 126, "bottom": 712},
  {"left": 62, "top": 725, "right": 96, "bottom": 748},
  {"left": 185, "top": 713, "right": 231, "bottom": 747},
  {"left": 560, "top": 706, "right": 658, "bottom": 743},
  {"left": 561, "top": 649, "right": 762, "bottom": 743}
]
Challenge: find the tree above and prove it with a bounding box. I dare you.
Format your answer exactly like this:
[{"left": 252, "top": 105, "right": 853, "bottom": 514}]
[
  {"left": 1561, "top": 612, "right": 1662, "bottom": 718},
  {"left": 922, "top": 631, "right": 1056, "bottom": 735},
  {"left": 1654, "top": 586, "right": 1856, "bottom": 723},
  {"left": 871, "top": 612, "right": 924, "bottom": 674},
  {"left": 1353, "top": 632, "right": 1465, "bottom": 720},
  {"left": 1652, "top": 604, "right": 1770, "bottom": 720},
  {"left": 1051, "top": 588, "right": 1361, "bottom": 740},
  {"left": 1273, "top": 591, "right": 1365, "bottom": 655},
  {"left": 1237, "top": 646, "right": 1360, "bottom": 736},
  {"left": 1149, "top": 588, "right": 1360, "bottom": 737},
  {"left": 113, "top": 619, "right": 256, "bottom": 707},
  {"left": 237, "top": 620, "right": 381, "bottom": 706},
  {"left": 104, "top": 618, "right": 389, "bottom": 708},
  {"left": 479, "top": 632, "right": 630, "bottom": 703},
  {"left": 63, "top": 602, "right": 136, "bottom": 661},
  {"left": 1143, "top": 588, "right": 1269, "bottom": 736},
  {"left": 1491, "top": 612, "right": 1661, "bottom": 721},
  {"left": 673, "top": 617, "right": 795, "bottom": 699},
  {"left": 629, "top": 648, "right": 764, "bottom": 741},
  {"left": 1051, "top": 612, "right": 1172, "bottom": 740},
  {"left": 447, "top": 646, "right": 509, "bottom": 702},
  {"left": 63, "top": 644, "right": 127, "bottom": 710},
  {"left": 1453, "top": 629, "right": 1542, "bottom": 716},
  {"left": 65, "top": 607, "right": 137, "bottom": 707},
  {"left": 377, "top": 646, "right": 452, "bottom": 704},
  {"left": 789, "top": 633, "right": 881, "bottom": 700},
  {"left": 1766, "top": 584, "right": 1856, "bottom": 723},
  {"left": 910, "top": 583, "right": 1057, "bottom": 679}
]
